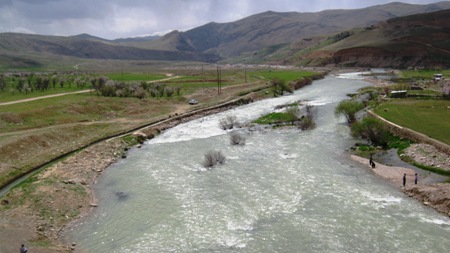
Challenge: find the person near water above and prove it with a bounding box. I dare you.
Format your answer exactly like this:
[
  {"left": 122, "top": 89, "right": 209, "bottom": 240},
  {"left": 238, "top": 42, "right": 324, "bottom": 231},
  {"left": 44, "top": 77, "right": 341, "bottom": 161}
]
[
  {"left": 20, "top": 244, "right": 28, "bottom": 253},
  {"left": 415, "top": 173, "right": 418, "bottom": 185},
  {"left": 369, "top": 155, "right": 376, "bottom": 168},
  {"left": 403, "top": 173, "right": 406, "bottom": 187}
]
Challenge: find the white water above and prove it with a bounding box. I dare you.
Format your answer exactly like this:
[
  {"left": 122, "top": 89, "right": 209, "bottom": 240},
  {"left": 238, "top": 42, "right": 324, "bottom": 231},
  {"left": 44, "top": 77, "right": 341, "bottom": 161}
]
[{"left": 67, "top": 74, "right": 450, "bottom": 253}]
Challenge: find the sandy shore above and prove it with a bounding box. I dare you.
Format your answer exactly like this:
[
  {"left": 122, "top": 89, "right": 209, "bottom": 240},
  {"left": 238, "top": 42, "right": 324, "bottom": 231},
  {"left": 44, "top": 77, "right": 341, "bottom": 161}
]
[
  {"left": 351, "top": 154, "right": 450, "bottom": 216},
  {"left": 351, "top": 155, "right": 415, "bottom": 186}
]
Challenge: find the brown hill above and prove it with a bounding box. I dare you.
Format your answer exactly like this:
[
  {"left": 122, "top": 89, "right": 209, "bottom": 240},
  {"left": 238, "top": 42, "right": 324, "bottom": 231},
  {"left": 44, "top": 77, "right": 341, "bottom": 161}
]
[
  {"left": 1, "top": 1, "right": 450, "bottom": 69},
  {"left": 0, "top": 33, "right": 220, "bottom": 68},
  {"left": 296, "top": 9, "right": 450, "bottom": 68},
  {"left": 142, "top": 2, "right": 450, "bottom": 58}
]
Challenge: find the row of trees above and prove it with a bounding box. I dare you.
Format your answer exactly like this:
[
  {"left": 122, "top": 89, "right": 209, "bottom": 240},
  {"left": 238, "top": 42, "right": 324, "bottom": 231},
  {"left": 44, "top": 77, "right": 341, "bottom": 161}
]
[
  {"left": 92, "top": 77, "right": 182, "bottom": 99},
  {"left": 0, "top": 73, "right": 93, "bottom": 94},
  {"left": 0, "top": 73, "right": 182, "bottom": 100}
]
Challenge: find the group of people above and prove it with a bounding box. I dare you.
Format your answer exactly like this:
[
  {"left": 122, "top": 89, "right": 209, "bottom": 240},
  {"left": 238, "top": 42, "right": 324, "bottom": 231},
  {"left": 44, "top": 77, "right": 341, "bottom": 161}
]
[
  {"left": 403, "top": 173, "right": 418, "bottom": 187},
  {"left": 369, "top": 154, "right": 418, "bottom": 187}
]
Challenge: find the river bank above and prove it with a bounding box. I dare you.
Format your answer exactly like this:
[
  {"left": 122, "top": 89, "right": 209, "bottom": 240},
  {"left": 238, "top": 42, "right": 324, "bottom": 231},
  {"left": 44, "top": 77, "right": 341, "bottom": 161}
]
[
  {"left": 351, "top": 150, "right": 450, "bottom": 216},
  {"left": 0, "top": 93, "right": 260, "bottom": 253}
]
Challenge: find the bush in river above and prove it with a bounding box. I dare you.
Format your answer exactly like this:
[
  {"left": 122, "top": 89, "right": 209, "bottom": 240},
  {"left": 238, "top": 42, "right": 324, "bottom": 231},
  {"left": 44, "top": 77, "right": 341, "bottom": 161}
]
[
  {"left": 230, "top": 132, "right": 246, "bottom": 146},
  {"left": 219, "top": 115, "right": 239, "bottom": 130},
  {"left": 203, "top": 151, "right": 226, "bottom": 168}
]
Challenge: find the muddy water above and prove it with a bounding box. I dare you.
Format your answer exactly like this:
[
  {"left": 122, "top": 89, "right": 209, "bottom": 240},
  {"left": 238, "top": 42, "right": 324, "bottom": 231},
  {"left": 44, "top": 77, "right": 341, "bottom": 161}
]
[{"left": 67, "top": 73, "right": 450, "bottom": 253}]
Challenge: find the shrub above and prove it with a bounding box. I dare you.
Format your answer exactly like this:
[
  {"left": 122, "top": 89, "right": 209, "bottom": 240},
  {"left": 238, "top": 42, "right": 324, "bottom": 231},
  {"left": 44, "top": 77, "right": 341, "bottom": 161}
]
[
  {"left": 0, "top": 112, "right": 24, "bottom": 124},
  {"left": 297, "top": 115, "right": 316, "bottom": 130},
  {"left": 219, "top": 115, "right": 238, "bottom": 130},
  {"left": 230, "top": 132, "right": 246, "bottom": 145},
  {"left": 203, "top": 151, "right": 226, "bottom": 168},
  {"left": 351, "top": 116, "right": 389, "bottom": 147},
  {"left": 297, "top": 104, "right": 316, "bottom": 130},
  {"left": 334, "top": 100, "right": 364, "bottom": 124}
]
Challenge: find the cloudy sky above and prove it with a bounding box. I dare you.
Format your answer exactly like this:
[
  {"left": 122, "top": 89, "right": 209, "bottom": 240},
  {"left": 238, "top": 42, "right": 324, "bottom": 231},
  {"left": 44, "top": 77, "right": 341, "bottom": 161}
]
[{"left": 0, "top": 0, "right": 443, "bottom": 39}]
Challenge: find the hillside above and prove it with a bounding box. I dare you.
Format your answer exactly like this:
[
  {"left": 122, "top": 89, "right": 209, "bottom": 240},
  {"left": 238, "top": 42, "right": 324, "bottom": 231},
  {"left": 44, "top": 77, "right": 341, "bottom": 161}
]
[
  {"left": 287, "top": 9, "right": 450, "bottom": 68},
  {"left": 0, "top": 33, "right": 220, "bottom": 69},
  {"left": 141, "top": 1, "right": 450, "bottom": 58},
  {"left": 1, "top": 1, "right": 450, "bottom": 69}
]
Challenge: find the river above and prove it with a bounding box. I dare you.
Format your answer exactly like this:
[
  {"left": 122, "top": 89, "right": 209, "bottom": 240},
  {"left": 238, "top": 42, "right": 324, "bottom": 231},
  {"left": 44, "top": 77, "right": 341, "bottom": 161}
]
[{"left": 66, "top": 73, "right": 450, "bottom": 253}]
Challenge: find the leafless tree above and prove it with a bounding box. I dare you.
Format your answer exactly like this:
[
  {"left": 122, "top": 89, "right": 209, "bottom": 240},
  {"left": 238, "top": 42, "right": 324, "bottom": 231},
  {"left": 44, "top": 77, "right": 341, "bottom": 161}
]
[
  {"left": 203, "top": 150, "right": 226, "bottom": 168},
  {"left": 219, "top": 115, "right": 238, "bottom": 130}
]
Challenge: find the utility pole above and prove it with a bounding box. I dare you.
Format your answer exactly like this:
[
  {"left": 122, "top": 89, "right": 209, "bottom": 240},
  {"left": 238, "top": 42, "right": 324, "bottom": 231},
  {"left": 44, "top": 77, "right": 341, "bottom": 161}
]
[
  {"left": 217, "top": 66, "right": 222, "bottom": 95},
  {"left": 244, "top": 65, "right": 247, "bottom": 83}
]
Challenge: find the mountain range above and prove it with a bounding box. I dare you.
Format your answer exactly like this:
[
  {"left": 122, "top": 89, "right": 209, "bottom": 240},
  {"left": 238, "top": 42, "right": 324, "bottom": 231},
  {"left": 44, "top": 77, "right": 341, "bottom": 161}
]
[{"left": 1, "top": 1, "right": 450, "bottom": 69}]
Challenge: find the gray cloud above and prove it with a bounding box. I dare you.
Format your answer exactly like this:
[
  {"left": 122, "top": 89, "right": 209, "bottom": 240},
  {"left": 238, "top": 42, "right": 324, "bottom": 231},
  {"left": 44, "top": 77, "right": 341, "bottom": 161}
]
[{"left": 0, "top": 0, "right": 443, "bottom": 39}]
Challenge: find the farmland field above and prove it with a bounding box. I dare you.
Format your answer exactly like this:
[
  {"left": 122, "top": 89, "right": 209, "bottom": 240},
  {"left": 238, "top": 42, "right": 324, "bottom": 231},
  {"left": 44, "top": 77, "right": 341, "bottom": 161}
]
[{"left": 374, "top": 99, "right": 450, "bottom": 145}]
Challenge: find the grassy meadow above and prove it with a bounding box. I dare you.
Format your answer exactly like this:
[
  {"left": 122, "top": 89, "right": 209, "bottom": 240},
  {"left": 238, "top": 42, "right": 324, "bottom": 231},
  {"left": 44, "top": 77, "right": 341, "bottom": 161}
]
[{"left": 374, "top": 99, "right": 450, "bottom": 145}]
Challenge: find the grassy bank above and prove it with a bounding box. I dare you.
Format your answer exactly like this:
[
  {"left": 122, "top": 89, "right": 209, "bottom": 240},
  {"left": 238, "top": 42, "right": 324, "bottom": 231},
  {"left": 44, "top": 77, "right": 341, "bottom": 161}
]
[{"left": 374, "top": 99, "right": 450, "bottom": 145}]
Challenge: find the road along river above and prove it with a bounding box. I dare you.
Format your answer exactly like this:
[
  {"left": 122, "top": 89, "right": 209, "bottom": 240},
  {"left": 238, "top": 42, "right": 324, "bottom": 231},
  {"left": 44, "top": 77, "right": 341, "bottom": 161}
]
[{"left": 66, "top": 73, "right": 450, "bottom": 253}]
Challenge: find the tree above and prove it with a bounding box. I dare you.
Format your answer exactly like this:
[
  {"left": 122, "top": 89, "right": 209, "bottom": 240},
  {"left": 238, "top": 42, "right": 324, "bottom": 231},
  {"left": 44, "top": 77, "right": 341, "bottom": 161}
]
[
  {"left": 17, "top": 78, "right": 25, "bottom": 93},
  {"left": 0, "top": 75, "right": 6, "bottom": 92},
  {"left": 351, "top": 117, "right": 389, "bottom": 146},
  {"left": 270, "top": 78, "right": 292, "bottom": 97},
  {"left": 165, "top": 86, "right": 174, "bottom": 97},
  {"left": 175, "top": 86, "right": 181, "bottom": 96},
  {"left": 334, "top": 100, "right": 364, "bottom": 124},
  {"left": 134, "top": 87, "right": 147, "bottom": 99}
]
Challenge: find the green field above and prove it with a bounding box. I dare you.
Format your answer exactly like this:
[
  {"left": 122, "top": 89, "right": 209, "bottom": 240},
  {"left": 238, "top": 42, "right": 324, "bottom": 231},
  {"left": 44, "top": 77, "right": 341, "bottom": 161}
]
[
  {"left": 249, "top": 69, "right": 316, "bottom": 81},
  {"left": 400, "top": 70, "right": 450, "bottom": 80},
  {"left": 106, "top": 72, "right": 168, "bottom": 81},
  {"left": 374, "top": 99, "right": 450, "bottom": 145}
]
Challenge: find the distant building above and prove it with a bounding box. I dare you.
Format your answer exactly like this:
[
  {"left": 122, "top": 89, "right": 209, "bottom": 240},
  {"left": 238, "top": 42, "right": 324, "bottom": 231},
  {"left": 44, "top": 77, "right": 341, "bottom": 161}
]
[
  {"left": 433, "top": 73, "right": 443, "bottom": 82},
  {"left": 390, "top": 90, "right": 407, "bottom": 98}
]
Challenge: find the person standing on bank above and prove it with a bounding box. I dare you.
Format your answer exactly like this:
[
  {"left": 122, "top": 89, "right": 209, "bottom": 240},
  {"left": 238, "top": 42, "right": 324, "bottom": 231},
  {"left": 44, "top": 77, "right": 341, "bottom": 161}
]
[
  {"left": 403, "top": 173, "right": 406, "bottom": 187},
  {"left": 20, "top": 244, "right": 28, "bottom": 253},
  {"left": 415, "top": 173, "right": 418, "bottom": 185}
]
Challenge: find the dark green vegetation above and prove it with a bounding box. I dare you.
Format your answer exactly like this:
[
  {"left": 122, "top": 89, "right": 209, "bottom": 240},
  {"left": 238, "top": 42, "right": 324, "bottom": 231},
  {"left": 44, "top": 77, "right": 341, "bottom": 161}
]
[
  {"left": 334, "top": 100, "right": 364, "bottom": 124},
  {"left": 1, "top": 2, "right": 450, "bottom": 70},
  {"left": 351, "top": 117, "right": 390, "bottom": 147},
  {"left": 106, "top": 72, "right": 168, "bottom": 81}
]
